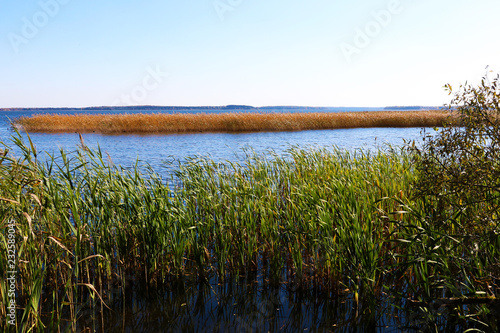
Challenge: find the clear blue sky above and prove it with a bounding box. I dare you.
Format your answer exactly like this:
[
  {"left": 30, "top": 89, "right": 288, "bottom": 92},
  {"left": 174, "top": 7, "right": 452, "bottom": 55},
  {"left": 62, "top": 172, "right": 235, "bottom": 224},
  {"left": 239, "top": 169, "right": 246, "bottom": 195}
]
[{"left": 1, "top": 0, "right": 499, "bottom": 108}]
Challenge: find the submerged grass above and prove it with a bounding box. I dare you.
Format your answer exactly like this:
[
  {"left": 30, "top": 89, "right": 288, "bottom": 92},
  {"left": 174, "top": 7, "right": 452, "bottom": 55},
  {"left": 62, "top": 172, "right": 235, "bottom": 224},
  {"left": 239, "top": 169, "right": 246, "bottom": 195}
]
[
  {"left": 14, "top": 110, "right": 450, "bottom": 134},
  {"left": 0, "top": 131, "right": 498, "bottom": 332}
]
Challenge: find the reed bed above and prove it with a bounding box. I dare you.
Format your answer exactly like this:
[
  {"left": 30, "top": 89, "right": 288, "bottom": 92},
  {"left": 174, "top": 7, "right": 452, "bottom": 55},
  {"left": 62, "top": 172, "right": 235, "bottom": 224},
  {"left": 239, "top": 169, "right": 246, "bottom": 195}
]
[
  {"left": 14, "top": 110, "right": 451, "bottom": 134},
  {"left": 0, "top": 132, "right": 498, "bottom": 332}
]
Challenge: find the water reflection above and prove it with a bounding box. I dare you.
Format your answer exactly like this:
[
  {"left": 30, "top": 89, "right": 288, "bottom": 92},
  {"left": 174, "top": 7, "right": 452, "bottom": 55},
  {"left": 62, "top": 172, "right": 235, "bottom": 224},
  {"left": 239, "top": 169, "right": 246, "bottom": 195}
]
[
  {"left": 50, "top": 272, "right": 497, "bottom": 332},
  {"left": 69, "top": 277, "right": 398, "bottom": 332}
]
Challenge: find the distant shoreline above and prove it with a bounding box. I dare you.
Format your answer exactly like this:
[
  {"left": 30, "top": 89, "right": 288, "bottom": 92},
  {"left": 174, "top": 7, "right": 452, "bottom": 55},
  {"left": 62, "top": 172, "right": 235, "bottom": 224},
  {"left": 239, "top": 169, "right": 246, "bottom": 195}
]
[
  {"left": 14, "top": 110, "right": 451, "bottom": 135},
  {"left": 0, "top": 105, "right": 444, "bottom": 112}
]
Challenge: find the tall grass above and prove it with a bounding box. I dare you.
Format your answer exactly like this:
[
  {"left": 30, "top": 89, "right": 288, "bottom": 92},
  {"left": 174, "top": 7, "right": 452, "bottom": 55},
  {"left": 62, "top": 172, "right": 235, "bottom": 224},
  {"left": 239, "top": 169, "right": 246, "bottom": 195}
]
[
  {"left": 0, "top": 131, "right": 498, "bottom": 332},
  {"left": 14, "top": 110, "right": 450, "bottom": 134}
]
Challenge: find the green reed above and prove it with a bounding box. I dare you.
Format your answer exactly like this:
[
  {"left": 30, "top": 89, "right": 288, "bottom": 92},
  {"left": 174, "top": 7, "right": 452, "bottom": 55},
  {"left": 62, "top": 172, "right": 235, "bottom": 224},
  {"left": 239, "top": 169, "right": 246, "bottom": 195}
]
[{"left": 0, "top": 131, "right": 498, "bottom": 332}]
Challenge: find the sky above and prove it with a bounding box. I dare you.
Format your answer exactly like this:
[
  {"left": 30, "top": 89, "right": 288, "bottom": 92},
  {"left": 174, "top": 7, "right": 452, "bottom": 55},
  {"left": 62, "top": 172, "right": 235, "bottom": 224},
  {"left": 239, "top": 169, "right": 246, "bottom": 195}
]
[{"left": 1, "top": 0, "right": 499, "bottom": 108}]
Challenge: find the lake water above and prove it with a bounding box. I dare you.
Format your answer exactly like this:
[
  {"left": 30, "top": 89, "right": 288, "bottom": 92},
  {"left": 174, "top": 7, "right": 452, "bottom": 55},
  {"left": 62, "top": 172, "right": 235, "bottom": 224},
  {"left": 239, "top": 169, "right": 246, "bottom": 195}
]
[
  {"left": 2, "top": 108, "right": 448, "bottom": 332},
  {"left": 0, "top": 108, "right": 434, "bottom": 175}
]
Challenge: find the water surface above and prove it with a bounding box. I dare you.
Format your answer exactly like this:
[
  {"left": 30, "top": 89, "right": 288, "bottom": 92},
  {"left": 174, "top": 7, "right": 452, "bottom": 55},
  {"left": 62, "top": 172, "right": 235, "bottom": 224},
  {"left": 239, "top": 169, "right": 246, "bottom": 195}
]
[
  {"left": 2, "top": 108, "right": 449, "bottom": 332},
  {"left": 1, "top": 108, "right": 434, "bottom": 174}
]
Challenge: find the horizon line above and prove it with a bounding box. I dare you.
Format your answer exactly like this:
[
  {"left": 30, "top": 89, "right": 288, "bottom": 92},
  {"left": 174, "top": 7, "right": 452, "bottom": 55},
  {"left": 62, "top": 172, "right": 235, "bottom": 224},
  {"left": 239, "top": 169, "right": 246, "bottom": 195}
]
[{"left": 0, "top": 104, "right": 444, "bottom": 110}]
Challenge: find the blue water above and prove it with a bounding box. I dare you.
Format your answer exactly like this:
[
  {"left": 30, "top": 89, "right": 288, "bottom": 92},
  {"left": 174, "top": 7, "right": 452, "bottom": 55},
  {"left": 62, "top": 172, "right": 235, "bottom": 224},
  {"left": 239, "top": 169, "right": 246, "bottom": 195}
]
[
  {"left": 0, "top": 108, "right": 435, "bottom": 174},
  {"left": 2, "top": 108, "right": 481, "bottom": 332}
]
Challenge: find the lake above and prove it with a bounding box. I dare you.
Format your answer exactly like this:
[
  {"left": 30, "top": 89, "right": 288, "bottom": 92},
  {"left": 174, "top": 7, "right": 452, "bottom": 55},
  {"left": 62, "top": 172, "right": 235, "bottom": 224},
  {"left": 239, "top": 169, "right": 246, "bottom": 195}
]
[
  {"left": 0, "top": 108, "right": 434, "bottom": 175},
  {"left": 1, "top": 108, "right": 447, "bottom": 332}
]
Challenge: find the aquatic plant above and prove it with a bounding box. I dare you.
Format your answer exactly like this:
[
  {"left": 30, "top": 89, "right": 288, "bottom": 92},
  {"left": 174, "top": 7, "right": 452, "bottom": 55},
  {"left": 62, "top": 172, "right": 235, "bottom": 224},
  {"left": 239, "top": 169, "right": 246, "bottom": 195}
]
[
  {"left": 14, "top": 110, "right": 450, "bottom": 134},
  {"left": 0, "top": 129, "right": 498, "bottom": 332}
]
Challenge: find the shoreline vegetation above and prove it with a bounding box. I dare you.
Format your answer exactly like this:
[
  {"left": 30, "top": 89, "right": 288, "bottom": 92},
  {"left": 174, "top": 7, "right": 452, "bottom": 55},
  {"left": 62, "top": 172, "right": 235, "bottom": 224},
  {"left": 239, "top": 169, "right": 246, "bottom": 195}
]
[
  {"left": 0, "top": 132, "right": 498, "bottom": 331},
  {"left": 13, "top": 110, "right": 451, "bottom": 134}
]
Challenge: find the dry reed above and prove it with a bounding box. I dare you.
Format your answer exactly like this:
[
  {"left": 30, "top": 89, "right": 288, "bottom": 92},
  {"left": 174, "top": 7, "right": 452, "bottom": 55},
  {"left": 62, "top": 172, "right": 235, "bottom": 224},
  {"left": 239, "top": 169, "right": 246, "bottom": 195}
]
[{"left": 14, "top": 110, "right": 451, "bottom": 134}]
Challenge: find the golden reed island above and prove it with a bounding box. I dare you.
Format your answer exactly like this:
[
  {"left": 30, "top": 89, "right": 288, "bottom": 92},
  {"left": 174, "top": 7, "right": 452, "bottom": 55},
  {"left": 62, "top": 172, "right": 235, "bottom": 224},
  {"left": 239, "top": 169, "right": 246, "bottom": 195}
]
[{"left": 14, "top": 110, "right": 451, "bottom": 134}]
